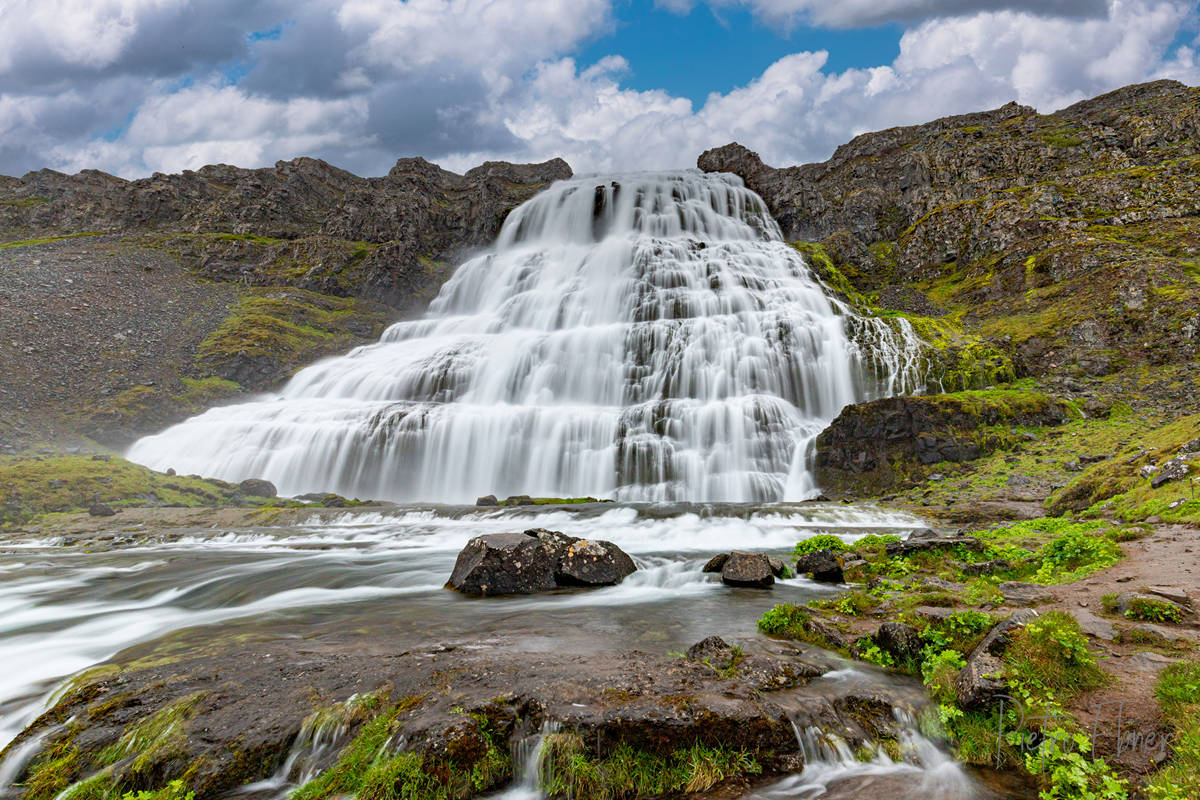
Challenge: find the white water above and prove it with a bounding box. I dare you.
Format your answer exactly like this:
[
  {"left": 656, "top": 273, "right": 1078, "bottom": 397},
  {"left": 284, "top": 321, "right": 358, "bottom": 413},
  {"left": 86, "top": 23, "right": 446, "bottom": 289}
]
[
  {"left": 128, "top": 171, "right": 924, "bottom": 503},
  {"left": 0, "top": 504, "right": 923, "bottom": 755}
]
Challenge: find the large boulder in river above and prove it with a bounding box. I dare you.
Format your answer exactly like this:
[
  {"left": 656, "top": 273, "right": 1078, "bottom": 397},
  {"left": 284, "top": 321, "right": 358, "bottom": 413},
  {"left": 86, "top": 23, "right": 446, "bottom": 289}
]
[
  {"left": 721, "top": 551, "right": 775, "bottom": 589},
  {"left": 447, "top": 533, "right": 558, "bottom": 595},
  {"left": 238, "top": 478, "right": 277, "bottom": 498},
  {"left": 556, "top": 538, "right": 637, "bottom": 586},
  {"left": 447, "top": 529, "right": 636, "bottom": 595}
]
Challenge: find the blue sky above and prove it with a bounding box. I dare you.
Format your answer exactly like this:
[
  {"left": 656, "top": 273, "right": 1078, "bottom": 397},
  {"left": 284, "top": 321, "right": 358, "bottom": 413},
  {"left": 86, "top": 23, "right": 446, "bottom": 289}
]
[
  {"left": 576, "top": 3, "right": 901, "bottom": 106},
  {"left": 0, "top": 0, "right": 1197, "bottom": 179}
]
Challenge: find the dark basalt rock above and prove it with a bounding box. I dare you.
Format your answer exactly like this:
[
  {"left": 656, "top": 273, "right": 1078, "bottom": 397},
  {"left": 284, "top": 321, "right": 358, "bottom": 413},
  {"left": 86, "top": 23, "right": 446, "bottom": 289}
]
[
  {"left": 555, "top": 538, "right": 637, "bottom": 586},
  {"left": 87, "top": 502, "right": 116, "bottom": 517},
  {"left": 447, "top": 529, "right": 636, "bottom": 595},
  {"left": 446, "top": 532, "right": 558, "bottom": 595},
  {"left": 886, "top": 533, "right": 983, "bottom": 558},
  {"left": 701, "top": 553, "right": 729, "bottom": 573},
  {"left": 720, "top": 551, "right": 775, "bottom": 589},
  {"left": 475, "top": 494, "right": 499, "bottom": 506},
  {"left": 237, "top": 478, "right": 277, "bottom": 498},
  {"left": 794, "top": 548, "right": 844, "bottom": 583}
]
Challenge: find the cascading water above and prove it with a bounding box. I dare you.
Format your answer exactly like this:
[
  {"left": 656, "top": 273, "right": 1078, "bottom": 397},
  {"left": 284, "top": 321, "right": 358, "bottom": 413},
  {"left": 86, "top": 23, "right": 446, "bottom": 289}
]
[{"left": 128, "top": 171, "right": 925, "bottom": 502}]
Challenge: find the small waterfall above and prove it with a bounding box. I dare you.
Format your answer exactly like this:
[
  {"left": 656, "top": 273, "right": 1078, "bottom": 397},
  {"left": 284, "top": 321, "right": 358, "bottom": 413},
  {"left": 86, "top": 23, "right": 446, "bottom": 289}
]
[
  {"left": 491, "top": 721, "right": 560, "bottom": 800},
  {"left": 764, "top": 710, "right": 978, "bottom": 799},
  {"left": 237, "top": 696, "right": 363, "bottom": 798},
  {"left": 129, "top": 171, "right": 926, "bottom": 502}
]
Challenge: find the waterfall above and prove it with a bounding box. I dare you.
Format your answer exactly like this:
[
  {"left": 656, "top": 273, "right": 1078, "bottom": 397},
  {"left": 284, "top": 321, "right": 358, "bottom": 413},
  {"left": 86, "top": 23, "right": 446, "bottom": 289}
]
[{"left": 128, "top": 171, "right": 924, "bottom": 502}]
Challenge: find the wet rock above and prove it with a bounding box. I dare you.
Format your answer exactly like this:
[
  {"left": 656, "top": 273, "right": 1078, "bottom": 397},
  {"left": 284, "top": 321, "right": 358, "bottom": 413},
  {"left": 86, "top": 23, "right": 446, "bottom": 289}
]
[
  {"left": 767, "top": 556, "right": 786, "bottom": 577},
  {"left": 447, "top": 532, "right": 558, "bottom": 595},
  {"left": 237, "top": 478, "right": 277, "bottom": 498},
  {"left": 721, "top": 551, "right": 775, "bottom": 588},
  {"left": 320, "top": 493, "right": 348, "bottom": 507},
  {"left": 555, "top": 538, "right": 636, "bottom": 587},
  {"left": 874, "top": 622, "right": 923, "bottom": 662},
  {"left": 998, "top": 582, "right": 1056, "bottom": 606},
  {"left": 959, "top": 558, "right": 1011, "bottom": 576},
  {"left": 686, "top": 635, "right": 735, "bottom": 663},
  {"left": 794, "top": 548, "right": 844, "bottom": 583},
  {"left": 448, "top": 529, "right": 636, "bottom": 595},
  {"left": 504, "top": 494, "right": 536, "bottom": 506},
  {"left": 475, "top": 494, "right": 499, "bottom": 506},
  {"left": 87, "top": 502, "right": 116, "bottom": 517},
  {"left": 955, "top": 609, "right": 1039, "bottom": 710},
  {"left": 702, "top": 553, "right": 729, "bottom": 573}
]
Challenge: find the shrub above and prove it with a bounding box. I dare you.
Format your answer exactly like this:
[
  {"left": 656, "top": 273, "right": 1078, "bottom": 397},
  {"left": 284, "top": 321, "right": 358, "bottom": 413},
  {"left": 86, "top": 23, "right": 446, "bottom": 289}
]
[
  {"left": 1034, "top": 530, "right": 1121, "bottom": 583},
  {"left": 1124, "top": 597, "right": 1183, "bottom": 623},
  {"left": 793, "top": 534, "right": 848, "bottom": 556}
]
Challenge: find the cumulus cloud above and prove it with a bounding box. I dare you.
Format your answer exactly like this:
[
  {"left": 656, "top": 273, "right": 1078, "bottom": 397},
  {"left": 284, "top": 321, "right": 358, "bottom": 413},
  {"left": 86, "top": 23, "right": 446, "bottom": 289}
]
[
  {"left": 659, "top": 0, "right": 1112, "bottom": 28},
  {"left": 0, "top": 0, "right": 1197, "bottom": 179}
]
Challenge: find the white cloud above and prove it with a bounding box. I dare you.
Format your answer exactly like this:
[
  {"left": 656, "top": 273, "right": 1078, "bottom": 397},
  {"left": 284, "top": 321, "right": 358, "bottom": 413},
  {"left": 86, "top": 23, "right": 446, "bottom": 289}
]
[
  {"left": 0, "top": 0, "right": 1197, "bottom": 179},
  {"left": 658, "top": 0, "right": 1111, "bottom": 28}
]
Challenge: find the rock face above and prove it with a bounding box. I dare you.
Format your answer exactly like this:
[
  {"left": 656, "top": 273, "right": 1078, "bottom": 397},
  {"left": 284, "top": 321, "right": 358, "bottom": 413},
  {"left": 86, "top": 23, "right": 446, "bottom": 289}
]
[
  {"left": 719, "top": 551, "right": 776, "bottom": 588},
  {"left": 815, "top": 393, "right": 1072, "bottom": 496},
  {"left": 0, "top": 157, "right": 572, "bottom": 313},
  {"left": 447, "top": 529, "right": 635, "bottom": 595},
  {"left": 700, "top": 80, "right": 1200, "bottom": 385}
]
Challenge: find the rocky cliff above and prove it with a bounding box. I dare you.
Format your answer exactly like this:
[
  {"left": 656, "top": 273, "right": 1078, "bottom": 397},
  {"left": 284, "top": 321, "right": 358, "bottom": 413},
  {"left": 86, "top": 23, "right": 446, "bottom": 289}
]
[
  {"left": 700, "top": 79, "right": 1200, "bottom": 383},
  {"left": 0, "top": 156, "right": 570, "bottom": 449}
]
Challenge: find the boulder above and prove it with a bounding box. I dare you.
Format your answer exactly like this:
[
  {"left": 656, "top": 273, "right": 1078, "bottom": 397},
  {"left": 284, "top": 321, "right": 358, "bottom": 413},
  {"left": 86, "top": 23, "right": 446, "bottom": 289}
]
[
  {"left": 794, "top": 548, "right": 844, "bottom": 583},
  {"left": 447, "top": 529, "right": 637, "bottom": 595},
  {"left": 475, "top": 494, "right": 499, "bottom": 506},
  {"left": 721, "top": 551, "right": 775, "bottom": 589},
  {"left": 955, "top": 609, "right": 1038, "bottom": 710},
  {"left": 1151, "top": 456, "right": 1192, "bottom": 488},
  {"left": 87, "top": 502, "right": 116, "bottom": 517},
  {"left": 701, "top": 553, "right": 729, "bottom": 573},
  {"left": 886, "top": 533, "right": 983, "bottom": 557},
  {"left": 686, "top": 635, "right": 736, "bottom": 665},
  {"left": 874, "top": 622, "right": 923, "bottom": 662},
  {"left": 555, "top": 538, "right": 636, "bottom": 586},
  {"left": 447, "top": 533, "right": 558, "bottom": 595},
  {"left": 238, "top": 478, "right": 277, "bottom": 498},
  {"left": 767, "top": 556, "right": 786, "bottom": 577}
]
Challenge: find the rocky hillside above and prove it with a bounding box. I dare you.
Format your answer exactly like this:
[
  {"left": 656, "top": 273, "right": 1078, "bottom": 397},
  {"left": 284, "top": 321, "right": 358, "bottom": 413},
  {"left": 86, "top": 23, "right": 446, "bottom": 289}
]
[
  {"left": 0, "top": 156, "right": 570, "bottom": 450},
  {"left": 700, "top": 79, "right": 1200, "bottom": 386}
]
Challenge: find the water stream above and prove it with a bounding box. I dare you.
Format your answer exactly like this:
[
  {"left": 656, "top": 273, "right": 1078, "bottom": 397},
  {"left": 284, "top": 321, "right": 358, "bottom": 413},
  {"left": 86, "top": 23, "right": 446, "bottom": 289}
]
[{"left": 127, "top": 171, "right": 924, "bottom": 503}]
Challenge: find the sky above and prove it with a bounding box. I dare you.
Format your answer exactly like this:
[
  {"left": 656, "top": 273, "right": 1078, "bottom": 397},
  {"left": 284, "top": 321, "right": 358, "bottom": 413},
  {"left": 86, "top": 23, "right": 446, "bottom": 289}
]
[{"left": 1, "top": 0, "right": 1198, "bottom": 179}]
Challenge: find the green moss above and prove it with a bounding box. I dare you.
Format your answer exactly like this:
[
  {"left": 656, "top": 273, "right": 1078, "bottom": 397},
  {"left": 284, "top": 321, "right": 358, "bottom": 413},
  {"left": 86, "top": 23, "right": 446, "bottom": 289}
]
[
  {"left": 540, "top": 732, "right": 761, "bottom": 800},
  {"left": 0, "top": 232, "right": 104, "bottom": 248},
  {"left": 97, "top": 692, "right": 206, "bottom": 774},
  {"left": 23, "top": 740, "right": 81, "bottom": 800},
  {"left": 0, "top": 454, "right": 253, "bottom": 525},
  {"left": 1037, "top": 126, "right": 1085, "bottom": 148},
  {"left": 290, "top": 695, "right": 502, "bottom": 800}
]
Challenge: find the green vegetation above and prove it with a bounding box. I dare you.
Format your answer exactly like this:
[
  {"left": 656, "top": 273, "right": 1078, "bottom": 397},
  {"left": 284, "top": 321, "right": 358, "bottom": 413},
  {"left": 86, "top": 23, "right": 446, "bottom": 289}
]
[
  {"left": 792, "top": 534, "right": 847, "bottom": 556},
  {"left": 1148, "top": 661, "right": 1200, "bottom": 800},
  {"left": 196, "top": 287, "right": 390, "bottom": 378},
  {"left": 1121, "top": 597, "right": 1183, "bottom": 623},
  {"left": 0, "top": 232, "right": 104, "bottom": 248},
  {"left": 0, "top": 454, "right": 270, "bottom": 525},
  {"left": 540, "top": 732, "right": 761, "bottom": 800},
  {"left": 0, "top": 195, "right": 49, "bottom": 207},
  {"left": 291, "top": 695, "right": 507, "bottom": 800},
  {"left": 1037, "top": 125, "right": 1085, "bottom": 148},
  {"left": 97, "top": 693, "right": 206, "bottom": 774}
]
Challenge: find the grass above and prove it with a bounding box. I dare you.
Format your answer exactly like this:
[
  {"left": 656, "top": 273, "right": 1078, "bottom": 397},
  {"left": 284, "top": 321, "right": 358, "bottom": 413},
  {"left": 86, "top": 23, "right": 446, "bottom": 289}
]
[
  {"left": 540, "top": 733, "right": 761, "bottom": 800},
  {"left": 289, "top": 695, "right": 504, "bottom": 800},
  {"left": 0, "top": 232, "right": 104, "bottom": 248},
  {"left": 0, "top": 454, "right": 255, "bottom": 525},
  {"left": 97, "top": 692, "right": 206, "bottom": 774},
  {"left": 1147, "top": 661, "right": 1200, "bottom": 799}
]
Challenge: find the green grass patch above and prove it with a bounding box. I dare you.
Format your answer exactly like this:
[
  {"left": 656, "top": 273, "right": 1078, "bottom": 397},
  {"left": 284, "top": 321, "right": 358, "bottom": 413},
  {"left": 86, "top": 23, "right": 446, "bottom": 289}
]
[
  {"left": 0, "top": 232, "right": 104, "bottom": 249},
  {"left": 1147, "top": 661, "right": 1200, "bottom": 800},
  {"left": 541, "top": 732, "right": 761, "bottom": 799}
]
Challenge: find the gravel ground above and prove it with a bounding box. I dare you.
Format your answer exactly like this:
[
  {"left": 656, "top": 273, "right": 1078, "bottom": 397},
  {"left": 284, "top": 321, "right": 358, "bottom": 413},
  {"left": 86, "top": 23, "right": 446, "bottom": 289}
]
[{"left": 0, "top": 235, "right": 237, "bottom": 451}]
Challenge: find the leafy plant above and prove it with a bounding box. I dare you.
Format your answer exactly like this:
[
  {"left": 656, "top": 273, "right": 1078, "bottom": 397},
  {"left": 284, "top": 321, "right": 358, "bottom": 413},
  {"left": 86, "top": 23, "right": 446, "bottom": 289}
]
[
  {"left": 1124, "top": 597, "right": 1183, "bottom": 623},
  {"left": 793, "top": 534, "right": 848, "bottom": 557},
  {"left": 1024, "top": 732, "right": 1128, "bottom": 800}
]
